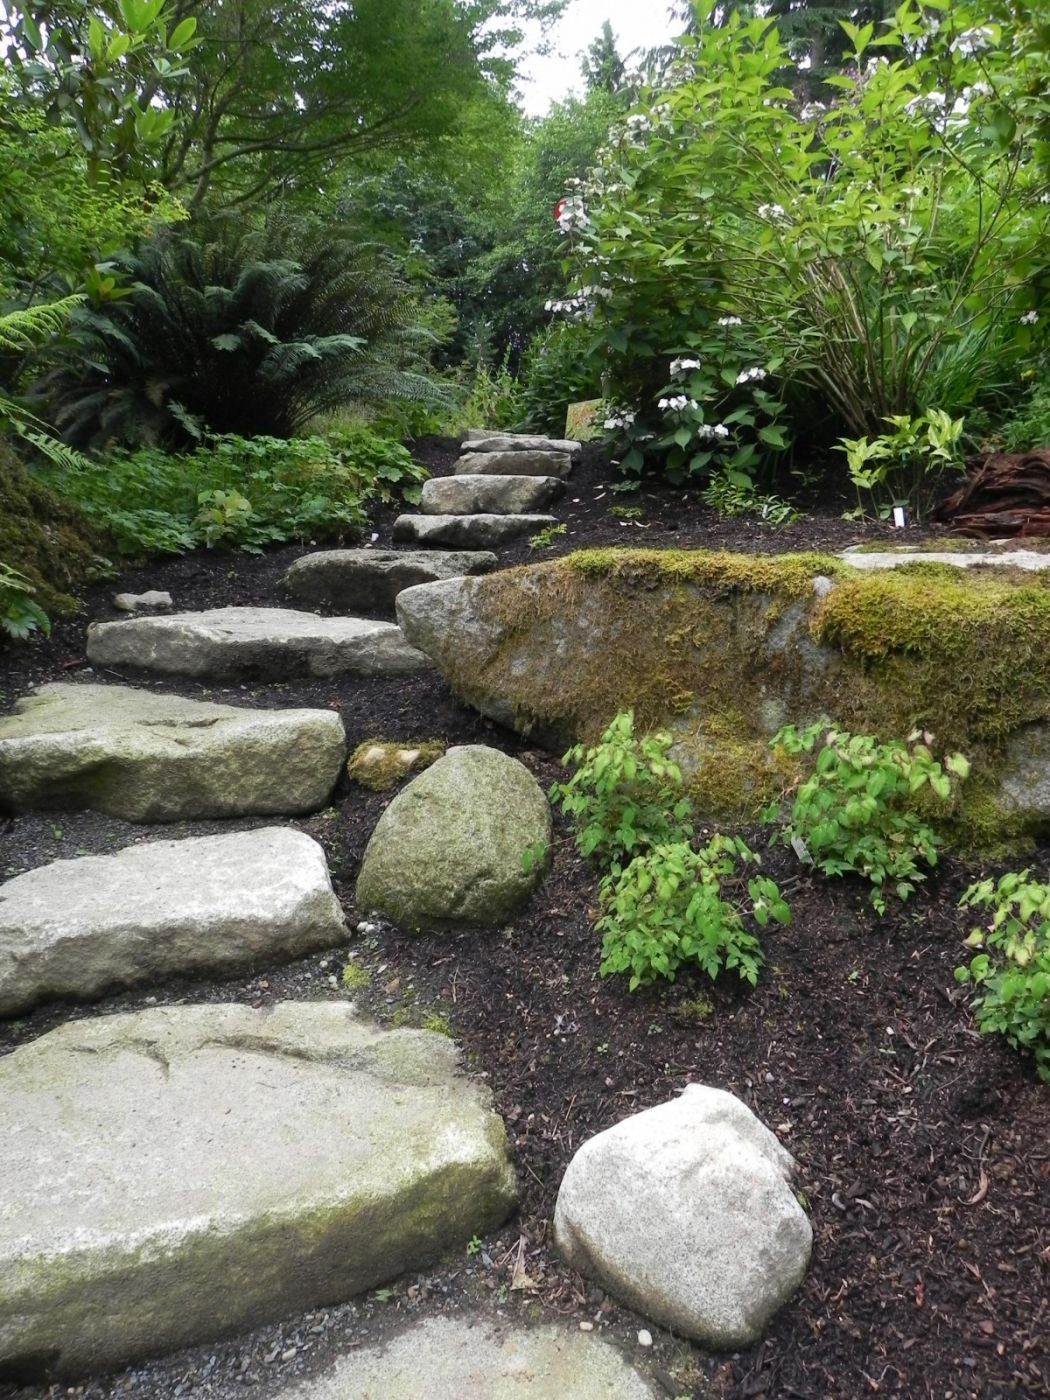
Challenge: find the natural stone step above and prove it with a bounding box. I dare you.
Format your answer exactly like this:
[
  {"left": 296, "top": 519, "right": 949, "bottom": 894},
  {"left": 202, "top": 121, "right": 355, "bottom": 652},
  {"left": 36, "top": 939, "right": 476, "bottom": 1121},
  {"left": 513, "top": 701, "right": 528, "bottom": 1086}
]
[
  {"left": 0, "top": 683, "right": 345, "bottom": 823},
  {"left": 0, "top": 829, "right": 346, "bottom": 1017},
  {"left": 281, "top": 549, "right": 497, "bottom": 619},
  {"left": 393, "top": 513, "right": 559, "bottom": 548},
  {"left": 356, "top": 745, "right": 551, "bottom": 931},
  {"left": 86, "top": 607, "right": 430, "bottom": 681},
  {"left": 421, "top": 475, "right": 564, "bottom": 517},
  {"left": 840, "top": 546, "right": 1050, "bottom": 571},
  {"left": 463, "top": 430, "right": 582, "bottom": 457},
  {"left": 270, "top": 1316, "right": 658, "bottom": 1399},
  {"left": 456, "top": 450, "right": 574, "bottom": 478},
  {"left": 0, "top": 1002, "right": 517, "bottom": 1378}
]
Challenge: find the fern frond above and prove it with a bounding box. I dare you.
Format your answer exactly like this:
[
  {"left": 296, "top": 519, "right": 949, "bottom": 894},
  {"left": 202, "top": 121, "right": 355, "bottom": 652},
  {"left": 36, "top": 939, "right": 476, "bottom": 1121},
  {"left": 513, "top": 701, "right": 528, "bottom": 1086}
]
[{"left": 0, "top": 297, "right": 84, "bottom": 353}]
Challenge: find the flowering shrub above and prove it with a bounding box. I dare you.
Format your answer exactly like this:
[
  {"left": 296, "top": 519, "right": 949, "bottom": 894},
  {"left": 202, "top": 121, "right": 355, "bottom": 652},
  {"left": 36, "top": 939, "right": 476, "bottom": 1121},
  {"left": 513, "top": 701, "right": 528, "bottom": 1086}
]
[{"left": 551, "top": 0, "right": 1050, "bottom": 496}]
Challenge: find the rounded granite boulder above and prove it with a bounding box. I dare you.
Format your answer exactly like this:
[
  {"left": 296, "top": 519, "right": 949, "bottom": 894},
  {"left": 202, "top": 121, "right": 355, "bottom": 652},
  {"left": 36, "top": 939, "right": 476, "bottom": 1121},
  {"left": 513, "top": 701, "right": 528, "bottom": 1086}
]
[{"left": 355, "top": 745, "right": 551, "bottom": 931}]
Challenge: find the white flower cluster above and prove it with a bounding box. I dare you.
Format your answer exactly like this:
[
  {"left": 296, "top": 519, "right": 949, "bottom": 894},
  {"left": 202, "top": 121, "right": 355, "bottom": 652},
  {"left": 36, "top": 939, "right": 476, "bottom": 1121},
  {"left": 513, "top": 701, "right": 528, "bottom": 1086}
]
[
  {"left": 696, "top": 423, "right": 730, "bottom": 442},
  {"left": 717, "top": 315, "right": 742, "bottom": 327},
  {"left": 1041, "top": 193, "right": 1050, "bottom": 205},
  {"left": 950, "top": 27, "right": 994, "bottom": 57},
  {"left": 557, "top": 196, "right": 589, "bottom": 234},
  {"left": 1021, "top": 311, "right": 1040, "bottom": 325},
  {"left": 736, "top": 367, "right": 768, "bottom": 385},
  {"left": 799, "top": 102, "right": 827, "bottom": 122},
  {"left": 544, "top": 295, "right": 592, "bottom": 322},
  {"left": 658, "top": 395, "right": 698, "bottom": 412},
  {"left": 670, "top": 357, "right": 702, "bottom": 375},
  {"left": 757, "top": 203, "right": 787, "bottom": 221},
  {"left": 604, "top": 409, "right": 636, "bottom": 431}
]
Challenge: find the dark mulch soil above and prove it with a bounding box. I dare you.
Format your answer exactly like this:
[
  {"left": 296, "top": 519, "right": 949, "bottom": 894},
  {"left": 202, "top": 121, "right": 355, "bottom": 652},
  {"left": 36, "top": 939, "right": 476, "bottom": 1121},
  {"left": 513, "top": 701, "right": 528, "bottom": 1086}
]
[{"left": 1, "top": 439, "right": 1047, "bottom": 1400}]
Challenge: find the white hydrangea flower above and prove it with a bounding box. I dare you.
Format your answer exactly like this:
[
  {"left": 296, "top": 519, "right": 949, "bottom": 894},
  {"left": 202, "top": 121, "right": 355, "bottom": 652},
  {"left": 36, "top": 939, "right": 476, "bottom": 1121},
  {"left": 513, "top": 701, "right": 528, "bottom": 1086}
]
[
  {"left": 670, "top": 357, "right": 702, "bottom": 375},
  {"left": 950, "top": 27, "right": 995, "bottom": 57},
  {"left": 736, "top": 367, "right": 768, "bottom": 385},
  {"left": 604, "top": 410, "right": 637, "bottom": 430},
  {"left": 696, "top": 423, "right": 731, "bottom": 443},
  {"left": 1021, "top": 310, "right": 1040, "bottom": 325},
  {"left": 717, "top": 315, "right": 743, "bottom": 327},
  {"left": 757, "top": 203, "right": 787, "bottom": 220},
  {"left": 658, "top": 395, "right": 696, "bottom": 412}
]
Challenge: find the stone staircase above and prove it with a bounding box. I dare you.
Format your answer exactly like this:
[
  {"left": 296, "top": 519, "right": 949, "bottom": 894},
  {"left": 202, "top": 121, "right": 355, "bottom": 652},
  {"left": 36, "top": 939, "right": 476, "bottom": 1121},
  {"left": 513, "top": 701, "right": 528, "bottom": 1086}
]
[{"left": 0, "top": 430, "right": 652, "bottom": 1400}]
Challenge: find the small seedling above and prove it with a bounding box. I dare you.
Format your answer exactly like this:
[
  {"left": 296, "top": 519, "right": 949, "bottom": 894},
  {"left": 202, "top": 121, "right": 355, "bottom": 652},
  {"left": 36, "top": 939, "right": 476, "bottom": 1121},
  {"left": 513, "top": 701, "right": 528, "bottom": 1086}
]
[
  {"left": 466, "top": 1234, "right": 483, "bottom": 1256},
  {"left": 520, "top": 839, "right": 549, "bottom": 874},
  {"left": 529, "top": 523, "right": 567, "bottom": 549}
]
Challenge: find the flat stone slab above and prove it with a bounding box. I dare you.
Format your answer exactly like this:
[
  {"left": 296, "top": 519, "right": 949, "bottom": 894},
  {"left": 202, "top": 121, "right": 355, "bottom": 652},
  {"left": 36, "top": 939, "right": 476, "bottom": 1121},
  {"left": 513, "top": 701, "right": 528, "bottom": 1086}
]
[
  {"left": 456, "top": 450, "right": 574, "bottom": 478},
  {"left": 281, "top": 549, "right": 497, "bottom": 619},
  {"left": 0, "top": 683, "right": 345, "bottom": 823},
  {"left": 841, "top": 547, "right": 1050, "bottom": 571},
  {"left": 86, "top": 607, "right": 430, "bottom": 680},
  {"left": 273, "top": 1317, "right": 657, "bottom": 1399},
  {"left": 0, "top": 829, "right": 346, "bottom": 1017},
  {"left": 0, "top": 1002, "right": 517, "bottom": 1378},
  {"left": 463, "top": 431, "right": 581, "bottom": 457},
  {"left": 421, "top": 475, "right": 564, "bottom": 516},
  {"left": 393, "top": 514, "right": 559, "bottom": 548}
]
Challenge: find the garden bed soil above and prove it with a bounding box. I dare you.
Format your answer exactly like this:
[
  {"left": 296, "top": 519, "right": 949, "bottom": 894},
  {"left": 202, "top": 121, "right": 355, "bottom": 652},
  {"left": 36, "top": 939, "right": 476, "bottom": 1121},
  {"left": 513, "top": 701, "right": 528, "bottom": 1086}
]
[{"left": 0, "top": 439, "right": 1047, "bottom": 1400}]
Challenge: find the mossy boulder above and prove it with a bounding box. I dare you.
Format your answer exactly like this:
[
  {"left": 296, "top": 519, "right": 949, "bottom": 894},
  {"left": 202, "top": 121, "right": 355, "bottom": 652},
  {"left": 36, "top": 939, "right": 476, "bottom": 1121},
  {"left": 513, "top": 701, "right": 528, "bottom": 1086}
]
[
  {"left": 356, "top": 745, "right": 551, "bottom": 930},
  {"left": 395, "top": 549, "right": 1050, "bottom": 849},
  {"left": 347, "top": 738, "right": 446, "bottom": 792},
  {"left": 0, "top": 1002, "right": 517, "bottom": 1379},
  {"left": 0, "top": 441, "right": 105, "bottom": 617}
]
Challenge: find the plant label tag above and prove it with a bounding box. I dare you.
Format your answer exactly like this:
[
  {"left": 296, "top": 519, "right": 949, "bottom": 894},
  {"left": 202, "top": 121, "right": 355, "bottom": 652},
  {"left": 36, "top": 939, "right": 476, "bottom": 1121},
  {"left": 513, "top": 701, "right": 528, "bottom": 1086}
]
[
  {"left": 892, "top": 504, "right": 910, "bottom": 528},
  {"left": 791, "top": 835, "right": 811, "bottom": 864}
]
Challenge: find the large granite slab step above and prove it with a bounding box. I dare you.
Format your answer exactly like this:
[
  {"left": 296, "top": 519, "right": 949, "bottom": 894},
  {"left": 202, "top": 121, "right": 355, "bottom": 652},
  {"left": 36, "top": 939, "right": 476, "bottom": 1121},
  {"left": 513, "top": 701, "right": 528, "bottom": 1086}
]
[
  {"left": 0, "top": 1002, "right": 517, "bottom": 1378},
  {"left": 0, "top": 829, "right": 347, "bottom": 1017},
  {"left": 456, "top": 450, "right": 574, "bottom": 478},
  {"left": 281, "top": 549, "right": 497, "bottom": 619},
  {"left": 840, "top": 546, "right": 1050, "bottom": 571},
  {"left": 272, "top": 1316, "right": 657, "bottom": 1399},
  {"left": 463, "top": 431, "right": 582, "bottom": 457},
  {"left": 393, "top": 514, "right": 559, "bottom": 549},
  {"left": 0, "top": 683, "right": 345, "bottom": 822},
  {"left": 421, "top": 475, "right": 564, "bottom": 516},
  {"left": 87, "top": 607, "right": 430, "bottom": 681}
]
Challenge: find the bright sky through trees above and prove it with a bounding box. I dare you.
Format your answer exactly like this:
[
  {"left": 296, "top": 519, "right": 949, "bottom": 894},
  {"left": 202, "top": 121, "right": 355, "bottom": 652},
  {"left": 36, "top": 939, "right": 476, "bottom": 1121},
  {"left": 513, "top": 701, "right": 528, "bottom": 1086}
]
[{"left": 515, "top": 0, "right": 685, "bottom": 113}]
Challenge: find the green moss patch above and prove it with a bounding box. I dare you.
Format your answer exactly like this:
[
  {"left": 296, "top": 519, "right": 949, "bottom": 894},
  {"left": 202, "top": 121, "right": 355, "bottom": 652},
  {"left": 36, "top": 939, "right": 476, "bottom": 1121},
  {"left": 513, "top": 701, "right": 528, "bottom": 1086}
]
[
  {"left": 0, "top": 442, "right": 106, "bottom": 617},
  {"left": 347, "top": 739, "right": 446, "bottom": 792}
]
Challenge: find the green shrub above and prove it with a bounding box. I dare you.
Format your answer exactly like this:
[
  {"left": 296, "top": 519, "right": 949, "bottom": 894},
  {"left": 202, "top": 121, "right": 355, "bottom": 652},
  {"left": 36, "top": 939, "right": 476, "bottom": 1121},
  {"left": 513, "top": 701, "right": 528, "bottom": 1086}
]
[
  {"left": 765, "top": 722, "right": 969, "bottom": 913},
  {"left": 550, "top": 709, "right": 693, "bottom": 861},
  {"left": 38, "top": 429, "right": 426, "bottom": 558},
  {"left": 995, "top": 382, "right": 1050, "bottom": 453},
  {"left": 519, "top": 321, "right": 603, "bottom": 437},
  {"left": 956, "top": 871, "right": 1050, "bottom": 1083},
  {"left": 0, "top": 561, "right": 50, "bottom": 641},
  {"left": 836, "top": 410, "right": 966, "bottom": 521},
  {"left": 597, "top": 835, "right": 788, "bottom": 990},
  {"left": 702, "top": 470, "right": 801, "bottom": 527},
  {"left": 41, "top": 223, "right": 448, "bottom": 449}
]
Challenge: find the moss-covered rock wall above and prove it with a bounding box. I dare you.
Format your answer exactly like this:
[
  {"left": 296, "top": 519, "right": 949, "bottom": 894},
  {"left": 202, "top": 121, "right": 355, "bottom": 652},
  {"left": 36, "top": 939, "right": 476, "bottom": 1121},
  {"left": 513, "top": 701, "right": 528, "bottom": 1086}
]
[{"left": 397, "top": 548, "right": 1050, "bottom": 850}]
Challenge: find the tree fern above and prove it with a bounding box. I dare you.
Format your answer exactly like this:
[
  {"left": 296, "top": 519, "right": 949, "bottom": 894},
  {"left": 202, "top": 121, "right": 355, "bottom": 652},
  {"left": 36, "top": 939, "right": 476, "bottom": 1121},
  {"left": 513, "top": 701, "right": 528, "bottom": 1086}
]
[
  {"left": 40, "top": 222, "right": 449, "bottom": 446},
  {"left": 0, "top": 298, "right": 90, "bottom": 468}
]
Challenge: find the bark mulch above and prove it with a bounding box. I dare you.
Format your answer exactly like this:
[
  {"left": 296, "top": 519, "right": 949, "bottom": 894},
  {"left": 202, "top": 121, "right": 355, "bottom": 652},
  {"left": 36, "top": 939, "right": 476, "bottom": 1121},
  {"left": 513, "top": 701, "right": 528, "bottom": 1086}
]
[{"left": 0, "top": 438, "right": 1047, "bottom": 1400}]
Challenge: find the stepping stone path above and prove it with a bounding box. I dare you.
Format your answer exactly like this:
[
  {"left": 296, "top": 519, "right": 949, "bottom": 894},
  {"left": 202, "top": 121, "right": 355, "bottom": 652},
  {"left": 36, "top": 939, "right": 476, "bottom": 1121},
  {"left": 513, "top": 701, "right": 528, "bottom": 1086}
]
[
  {"left": 281, "top": 548, "right": 497, "bottom": 619},
  {"left": 0, "top": 428, "right": 595, "bottom": 1388},
  {"left": 0, "top": 1002, "right": 517, "bottom": 1377},
  {"left": 271, "top": 1316, "right": 658, "bottom": 1399},
  {"left": 393, "top": 429, "right": 580, "bottom": 546},
  {"left": 0, "top": 829, "right": 346, "bottom": 1017},
  {"left": 87, "top": 606, "right": 430, "bottom": 680},
  {"left": 0, "top": 683, "right": 345, "bottom": 822}
]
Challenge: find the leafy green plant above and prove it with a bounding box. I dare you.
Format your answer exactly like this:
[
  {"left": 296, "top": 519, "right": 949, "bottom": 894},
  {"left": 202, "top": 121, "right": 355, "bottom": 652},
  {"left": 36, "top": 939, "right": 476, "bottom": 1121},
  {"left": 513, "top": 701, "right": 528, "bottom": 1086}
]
[
  {"left": 528, "top": 523, "right": 567, "bottom": 549},
  {"left": 520, "top": 840, "right": 549, "bottom": 875},
  {"left": 956, "top": 871, "right": 1050, "bottom": 1082},
  {"left": 40, "top": 222, "right": 447, "bottom": 449},
  {"left": 518, "top": 320, "right": 603, "bottom": 436},
  {"left": 0, "top": 561, "right": 50, "bottom": 641},
  {"left": 550, "top": 710, "right": 693, "bottom": 862},
  {"left": 836, "top": 410, "right": 966, "bottom": 520},
  {"left": 996, "top": 383, "right": 1050, "bottom": 453},
  {"left": 702, "top": 470, "right": 801, "bottom": 527},
  {"left": 35, "top": 431, "right": 411, "bottom": 557},
  {"left": 766, "top": 722, "right": 969, "bottom": 913},
  {"left": 596, "top": 835, "right": 789, "bottom": 990}
]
